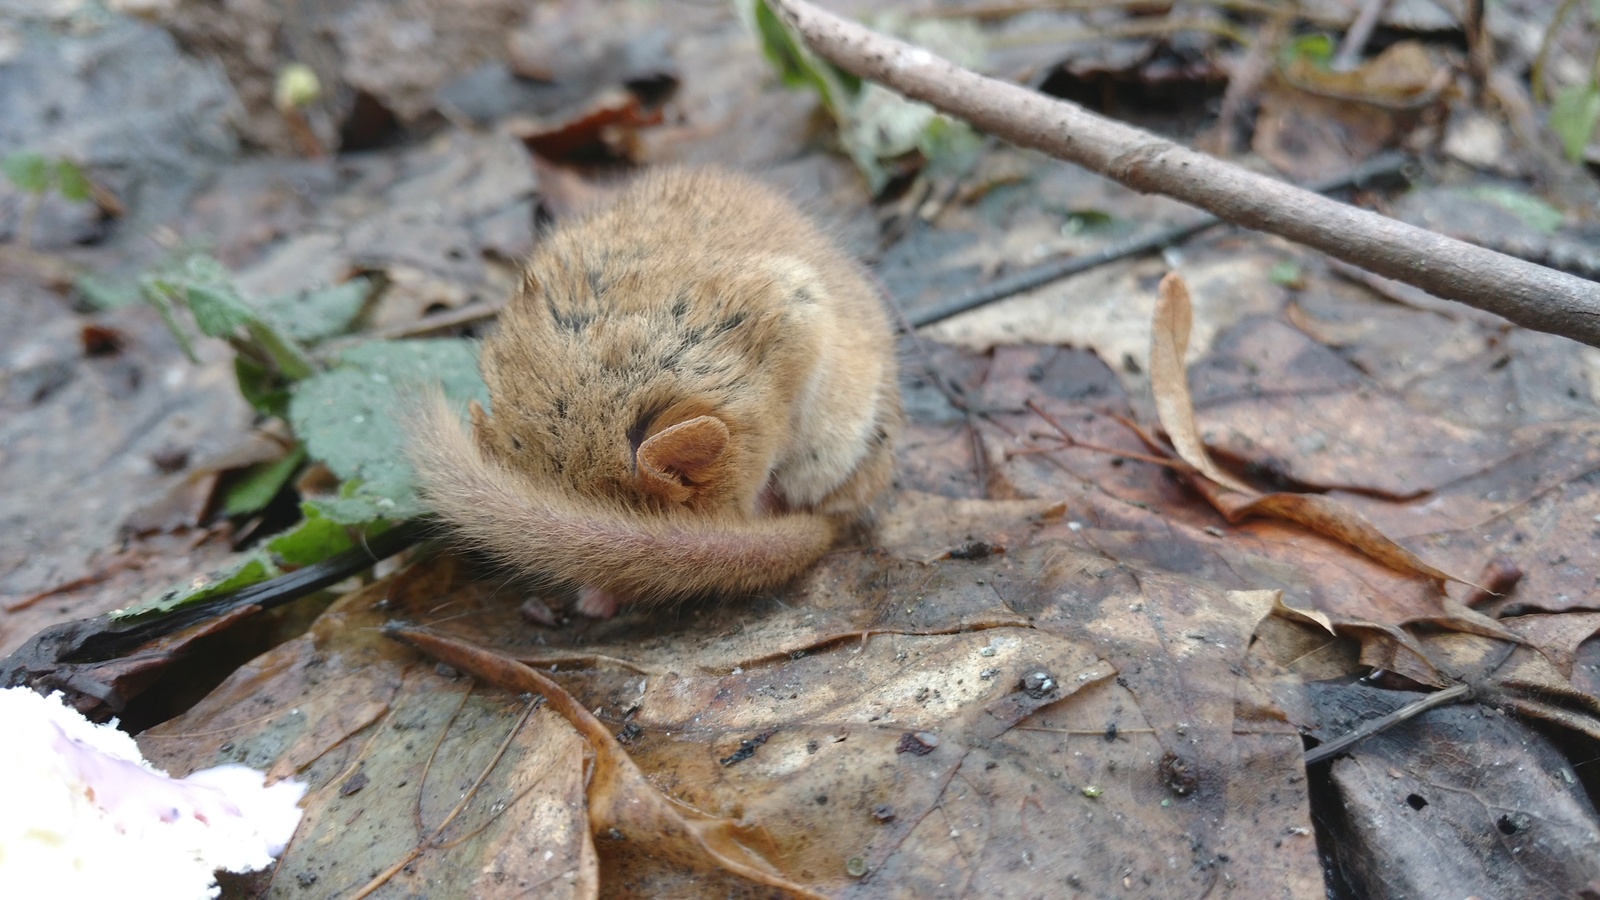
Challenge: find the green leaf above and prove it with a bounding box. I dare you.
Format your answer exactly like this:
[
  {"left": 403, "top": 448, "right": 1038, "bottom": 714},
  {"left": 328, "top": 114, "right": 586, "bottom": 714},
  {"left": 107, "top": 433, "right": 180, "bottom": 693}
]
[
  {"left": 260, "top": 279, "right": 371, "bottom": 344},
  {"left": 114, "top": 554, "right": 278, "bottom": 618},
  {"left": 235, "top": 355, "right": 292, "bottom": 418},
  {"left": 752, "top": 0, "right": 858, "bottom": 116},
  {"left": 1060, "top": 209, "right": 1115, "bottom": 236},
  {"left": 222, "top": 445, "right": 307, "bottom": 517},
  {"left": 1269, "top": 261, "right": 1305, "bottom": 288},
  {"left": 53, "top": 160, "right": 92, "bottom": 203},
  {"left": 305, "top": 491, "right": 399, "bottom": 525},
  {"left": 916, "top": 115, "right": 983, "bottom": 178},
  {"left": 290, "top": 339, "right": 488, "bottom": 526},
  {"left": 116, "top": 496, "right": 373, "bottom": 619},
  {"left": 1283, "top": 34, "right": 1336, "bottom": 69},
  {"left": 244, "top": 320, "right": 316, "bottom": 381},
  {"left": 186, "top": 282, "right": 255, "bottom": 339},
  {"left": 1550, "top": 82, "right": 1600, "bottom": 163},
  {"left": 755, "top": 4, "right": 985, "bottom": 194},
  {"left": 138, "top": 277, "right": 200, "bottom": 363},
  {"left": 268, "top": 504, "right": 355, "bottom": 567},
  {"left": 1470, "top": 185, "right": 1565, "bottom": 233},
  {"left": 3, "top": 151, "right": 51, "bottom": 193},
  {"left": 174, "top": 256, "right": 319, "bottom": 377},
  {"left": 75, "top": 273, "right": 142, "bottom": 310}
]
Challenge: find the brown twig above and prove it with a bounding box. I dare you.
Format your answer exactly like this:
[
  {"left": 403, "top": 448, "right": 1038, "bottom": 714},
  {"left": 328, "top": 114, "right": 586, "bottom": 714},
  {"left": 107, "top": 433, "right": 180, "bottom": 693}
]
[
  {"left": 1303, "top": 682, "right": 1470, "bottom": 765},
  {"left": 1023, "top": 398, "right": 1185, "bottom": 470},
  {"left": 1199, "top": 8, "right": 1288, "bottom": 155},
  {"left": 768, "top": 0, "right": 1600, "bottom": 348},
  {"left": 924, "top": 0, "right": 1354, "bottom": 29},
  {"left": 1332, "top": 0, "right": 1390, "bottom": 72},
  {"left": 1531, "top": 0, "right": 1583, "bottom": 105},
  {"left": 318, "top": 300, "right": 507, "bottom": 359}
]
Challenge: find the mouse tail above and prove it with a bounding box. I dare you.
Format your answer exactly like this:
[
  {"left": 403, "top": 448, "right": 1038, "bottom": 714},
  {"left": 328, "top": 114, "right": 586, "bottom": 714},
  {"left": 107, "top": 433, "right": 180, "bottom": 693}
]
[{"left": 406, "top": 393, "right": 840, "bottom": 604}]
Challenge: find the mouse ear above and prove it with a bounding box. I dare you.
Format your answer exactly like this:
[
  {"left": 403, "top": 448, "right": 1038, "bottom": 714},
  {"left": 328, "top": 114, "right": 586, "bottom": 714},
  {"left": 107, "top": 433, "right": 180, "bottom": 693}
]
[{"left": 636, "top": 415, "right": 730, "bottom": 504}]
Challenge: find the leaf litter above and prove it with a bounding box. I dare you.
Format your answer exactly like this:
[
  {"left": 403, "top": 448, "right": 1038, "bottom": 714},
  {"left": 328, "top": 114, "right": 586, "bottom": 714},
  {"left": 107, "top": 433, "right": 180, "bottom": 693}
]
[{"left": 4, "top": 0, "right": 1600, "bottom": 897}]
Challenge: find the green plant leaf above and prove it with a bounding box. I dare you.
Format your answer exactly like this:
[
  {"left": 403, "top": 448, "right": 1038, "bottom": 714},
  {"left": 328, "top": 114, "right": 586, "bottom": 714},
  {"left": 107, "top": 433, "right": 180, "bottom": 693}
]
[
  {"left": 1283, "top": 34, "right": 1336, "bottom": 69},
  {"left": 115, "top": 554, "right": 278, "bottom": 618},
  {"left": 222, "top": 445, "right": 307, "bottom": 517},
  {"left": 244, "top": 320, "right": 317, "bottom": 381},
  {"left": 1059, "top": 209, "right": 1115, "bottom": 236},
  {"left": 147, "top": 254, "right": 318, "bottom": 384},
  {"left": 53, "top": 159, "right": 92, "bottom": 203},
  {"left": 260, "top": 279, "right": 371, "bottom": 344},
  {"left": 290, "top": 339, "right": 488, "bottom": 525},
  {"left": 305, "top": 491, "right": 398, "bottom": 525},
  {"left": 1550, "top": 82, "right": 1600, "bottom": 163},
  {"left": 117, "top": 488, "right": 377, "bottom": 618},
  {"left": 916, "top": 115, "right": 983, "bottom": 178},
  {"left": 268, "top": 504, "right": 356, "bottom": 567},
  {"left": 2, "top": 151, "right": 51, "bottom": 193},
  {"left": 138, "top": 276, "right": 200, "bottom": 363},
  {"left": 755, "top": 3, "right": 986, "bottom": 194},
  {"left": 1471, "top": 185, "right": 1565, "bottom": 233},
  {"left": 753, "top": 0, "right": 858, "bottom": 115},
  {"left": 75, "top": 273, "right": 143, "bottom": 311},
  {"left": 185, "top": 282, "right": 255, "bottom": 339},
  {"left": 235, "top": 355, "right": 292, "bottom": 418},
  {"left": 1269, "top": 261, "right": 1306, "bottom": 288}
]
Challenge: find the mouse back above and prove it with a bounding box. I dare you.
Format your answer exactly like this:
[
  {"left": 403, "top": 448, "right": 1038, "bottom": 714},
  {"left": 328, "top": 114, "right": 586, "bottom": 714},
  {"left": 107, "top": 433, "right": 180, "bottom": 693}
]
[{"left": 477, "top": 168, "right": 897, "bottom": 520}]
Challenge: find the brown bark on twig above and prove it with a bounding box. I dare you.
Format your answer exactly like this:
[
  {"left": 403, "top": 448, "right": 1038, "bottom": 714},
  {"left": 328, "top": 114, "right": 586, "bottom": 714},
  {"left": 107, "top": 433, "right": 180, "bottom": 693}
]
[{"left": 767, "top": 0, "right": 1600, "bottom": 349}]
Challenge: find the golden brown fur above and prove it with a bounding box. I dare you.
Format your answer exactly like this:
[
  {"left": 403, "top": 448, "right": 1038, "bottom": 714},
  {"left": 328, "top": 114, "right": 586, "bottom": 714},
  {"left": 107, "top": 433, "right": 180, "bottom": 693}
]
[{"left": 408, "top": 168, "right": 900, "bottom": 616}]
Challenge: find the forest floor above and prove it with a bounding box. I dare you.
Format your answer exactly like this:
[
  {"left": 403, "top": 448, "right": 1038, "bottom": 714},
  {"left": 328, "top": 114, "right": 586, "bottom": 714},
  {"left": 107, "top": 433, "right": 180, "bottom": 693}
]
[{"left": 4, "top": 0, "right": 1600, "bottom": 897}]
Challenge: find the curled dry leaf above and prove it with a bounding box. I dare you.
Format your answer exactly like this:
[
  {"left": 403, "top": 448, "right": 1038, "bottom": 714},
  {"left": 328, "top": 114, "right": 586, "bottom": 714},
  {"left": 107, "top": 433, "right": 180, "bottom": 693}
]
[
  {"left": 1148, "top": 273, "right": 1253, "bottom": 495},
  {"left": 385, "top": 625, "right": 829, "bottom": 899},
  {"left": 1149, "top": 271, "right": 1472, "bottom": 588}
]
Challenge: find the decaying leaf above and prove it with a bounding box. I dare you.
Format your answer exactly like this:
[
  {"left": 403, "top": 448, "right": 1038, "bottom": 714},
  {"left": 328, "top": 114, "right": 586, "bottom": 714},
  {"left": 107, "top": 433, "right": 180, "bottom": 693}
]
[{"left": 1148, "top": 272, "right": 1473, "bottom": 589}]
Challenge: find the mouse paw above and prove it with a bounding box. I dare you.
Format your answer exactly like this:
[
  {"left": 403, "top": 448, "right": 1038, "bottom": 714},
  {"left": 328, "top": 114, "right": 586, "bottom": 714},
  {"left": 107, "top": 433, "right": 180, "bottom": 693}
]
[{"left": 575, "top": 585, "right": 622, "bottom": 619}]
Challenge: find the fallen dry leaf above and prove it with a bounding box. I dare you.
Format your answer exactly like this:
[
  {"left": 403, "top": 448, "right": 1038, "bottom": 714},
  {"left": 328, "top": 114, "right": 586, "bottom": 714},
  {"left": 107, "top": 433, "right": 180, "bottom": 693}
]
[{"left": 1148, "top": 271, "right": 1474, "bottom": 590}]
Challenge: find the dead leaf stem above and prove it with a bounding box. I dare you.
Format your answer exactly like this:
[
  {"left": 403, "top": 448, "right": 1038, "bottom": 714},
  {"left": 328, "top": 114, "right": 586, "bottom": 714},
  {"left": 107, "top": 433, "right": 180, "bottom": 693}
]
[
  {"left": 1024, "top": 398, "right": 1185, "bottom": 470},
  {"left": 1303, "top": 681, "right": 1470, "bottom": 765}
]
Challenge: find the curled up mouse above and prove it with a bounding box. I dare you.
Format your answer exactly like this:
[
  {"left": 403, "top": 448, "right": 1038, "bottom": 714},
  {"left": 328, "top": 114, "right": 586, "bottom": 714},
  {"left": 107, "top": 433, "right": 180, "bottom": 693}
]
[{"left": 407, "top": 167, "right": 901, "bottom": 618}]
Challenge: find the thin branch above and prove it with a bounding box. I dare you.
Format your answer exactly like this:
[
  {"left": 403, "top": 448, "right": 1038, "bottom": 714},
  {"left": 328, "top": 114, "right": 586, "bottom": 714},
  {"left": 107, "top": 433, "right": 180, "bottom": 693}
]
[
  {"left": 768, "top": 0, "right": 1600, "bottom": 348},
  {"left": 1303, "top": 682, "right": 1470, "bottom": 765},
  {"left": 1332, "top": 0, "right": 1390, "bottom": 72},
  {"left": 1530, "top": 0, "right": 1582, "bottom": 105}
]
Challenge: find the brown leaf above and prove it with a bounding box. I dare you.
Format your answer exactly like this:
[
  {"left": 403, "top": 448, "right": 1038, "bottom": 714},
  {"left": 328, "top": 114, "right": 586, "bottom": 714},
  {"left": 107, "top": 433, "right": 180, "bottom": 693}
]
[
  {"left": 1221, "top": 491, "right": 1459, "bottom": 584},
  {"left": 390, "top": 627, "right": 829, "bottom": 899},
  {"left": 1150, "top": 272, "right": 1474, "bottom": 593},
  {"left": 1310, "top": 677, "right": 1600, "bottom": 898},
  {"left": 1149, "top": 272, "right": 1253, "bottom": 494},
  {"left": 1188, "top": 318, "right": 1509, "bottom": 499}
]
